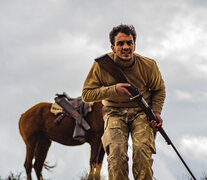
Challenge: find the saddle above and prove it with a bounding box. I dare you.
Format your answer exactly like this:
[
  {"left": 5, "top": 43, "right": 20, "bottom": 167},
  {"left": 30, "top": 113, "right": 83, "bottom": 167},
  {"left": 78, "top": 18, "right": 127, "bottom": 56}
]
[{"left": 50, "top": 93, "right": 92, "bottom": 142}]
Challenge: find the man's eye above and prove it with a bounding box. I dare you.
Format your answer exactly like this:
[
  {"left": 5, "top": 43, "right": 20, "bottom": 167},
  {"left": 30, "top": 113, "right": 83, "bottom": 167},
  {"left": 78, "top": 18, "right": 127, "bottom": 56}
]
[
  {"left": 117, "top": 41, "right": 124, "bottom": 46},
  {"left": 127, "top": 41, "right": 133, "bottom": 45},
  {"left": 117, "top": 41, "right": 133, "bottom": 46}
]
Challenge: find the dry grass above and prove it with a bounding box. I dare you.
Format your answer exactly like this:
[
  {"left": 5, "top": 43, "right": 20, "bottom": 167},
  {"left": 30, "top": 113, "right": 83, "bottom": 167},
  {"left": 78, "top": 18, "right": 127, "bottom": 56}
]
[
  {"left": 0, "top": 172, "right": 23, "bottom": 180},
  {"left": 1, "top": 171, "right": 207, "bottom": 180},
  {"left": 79, "top": 170, "right": 106, "bottom": 180}
]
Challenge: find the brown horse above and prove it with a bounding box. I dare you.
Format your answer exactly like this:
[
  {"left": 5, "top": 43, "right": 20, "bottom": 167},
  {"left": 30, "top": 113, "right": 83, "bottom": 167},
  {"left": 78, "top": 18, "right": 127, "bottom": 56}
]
[{"left": 19, "top": 101, "right": 105, "bottom": 180}]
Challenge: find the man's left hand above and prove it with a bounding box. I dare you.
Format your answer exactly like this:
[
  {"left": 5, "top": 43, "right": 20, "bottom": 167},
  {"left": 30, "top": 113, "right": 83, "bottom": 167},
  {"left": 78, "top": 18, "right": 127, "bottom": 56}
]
[{"left": 150, "top": 112, "right": 163, "bottom": 131}]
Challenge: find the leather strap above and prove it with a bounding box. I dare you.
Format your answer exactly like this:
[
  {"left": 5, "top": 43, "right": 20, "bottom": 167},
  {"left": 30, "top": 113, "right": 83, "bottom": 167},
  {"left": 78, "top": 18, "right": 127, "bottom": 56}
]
[
  {"left": 95, "top": 54, "right": 140, "bottom": 97},
  {"left": 95, "top": 54, "right": 128, "bottom": 83}
]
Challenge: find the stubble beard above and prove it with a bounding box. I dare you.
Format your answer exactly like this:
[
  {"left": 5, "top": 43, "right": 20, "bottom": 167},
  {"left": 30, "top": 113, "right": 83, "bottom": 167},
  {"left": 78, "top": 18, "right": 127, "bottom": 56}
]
[{"left": 115, "top": 54, "right": 134, "bottom": 68}]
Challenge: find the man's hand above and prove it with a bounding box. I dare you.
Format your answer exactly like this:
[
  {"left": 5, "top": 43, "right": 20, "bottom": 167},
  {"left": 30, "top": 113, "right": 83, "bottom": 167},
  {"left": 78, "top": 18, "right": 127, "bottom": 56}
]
[
  {"left": 150, "top": 112, "right": 163, "bottom": 131},
  {"left": 115, "top": 83, "right": 132, "bottom": 97}
]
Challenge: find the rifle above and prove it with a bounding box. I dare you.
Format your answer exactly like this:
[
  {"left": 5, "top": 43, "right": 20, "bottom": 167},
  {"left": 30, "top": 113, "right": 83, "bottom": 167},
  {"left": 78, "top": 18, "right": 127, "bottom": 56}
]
[
  {"left": 126, "top": 85, "right": 197, "bottom": 180},
  {"left": 95, "top": 54, "right": 197, "bottom": 180}
]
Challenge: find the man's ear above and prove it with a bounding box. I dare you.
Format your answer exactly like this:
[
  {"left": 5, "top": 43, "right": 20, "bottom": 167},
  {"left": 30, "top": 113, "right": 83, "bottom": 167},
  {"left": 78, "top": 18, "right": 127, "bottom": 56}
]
[{"left": 111, "top": 45, "right": 115, "bottom": 53}]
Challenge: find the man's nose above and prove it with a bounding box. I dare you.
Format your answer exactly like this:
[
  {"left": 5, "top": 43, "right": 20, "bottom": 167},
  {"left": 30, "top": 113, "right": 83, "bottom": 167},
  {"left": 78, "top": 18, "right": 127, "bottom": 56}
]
[{"left": 123, "top": 42, "right": 130, "bottom": 49}]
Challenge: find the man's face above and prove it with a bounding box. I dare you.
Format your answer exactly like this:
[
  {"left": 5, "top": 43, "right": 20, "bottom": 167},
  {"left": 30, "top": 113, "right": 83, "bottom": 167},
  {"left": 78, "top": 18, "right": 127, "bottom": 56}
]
[{"left": 111, "top": 32, "right": 135, "bottom": 62}]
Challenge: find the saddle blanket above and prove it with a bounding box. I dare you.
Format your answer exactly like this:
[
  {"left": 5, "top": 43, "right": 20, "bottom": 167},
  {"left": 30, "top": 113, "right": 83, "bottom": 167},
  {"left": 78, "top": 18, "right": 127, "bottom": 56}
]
[
  {"left": 50, "top": 100, "right": 94, "bottom": 116},
  {"left": 50, "top": 103, "right": 63, "bottom": 115}
]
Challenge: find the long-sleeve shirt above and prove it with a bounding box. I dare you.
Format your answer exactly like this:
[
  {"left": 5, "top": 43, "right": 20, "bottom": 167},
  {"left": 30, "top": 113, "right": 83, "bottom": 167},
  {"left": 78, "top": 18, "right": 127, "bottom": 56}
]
[{"left": 82, "top": 52, "right": 166, "bottom": 113}]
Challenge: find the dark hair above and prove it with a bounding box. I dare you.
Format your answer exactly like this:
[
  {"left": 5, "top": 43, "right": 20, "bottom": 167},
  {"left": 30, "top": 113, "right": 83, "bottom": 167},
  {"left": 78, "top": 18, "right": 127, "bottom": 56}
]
[{"left": 109, "top": 24, "right": 137, "bottom": 45}]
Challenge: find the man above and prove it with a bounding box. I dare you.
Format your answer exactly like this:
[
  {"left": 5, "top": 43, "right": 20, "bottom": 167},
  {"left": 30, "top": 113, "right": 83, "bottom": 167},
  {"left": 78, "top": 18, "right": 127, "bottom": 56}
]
[{"left": 82, "top": 24, "right": 166, "bottom": 180}]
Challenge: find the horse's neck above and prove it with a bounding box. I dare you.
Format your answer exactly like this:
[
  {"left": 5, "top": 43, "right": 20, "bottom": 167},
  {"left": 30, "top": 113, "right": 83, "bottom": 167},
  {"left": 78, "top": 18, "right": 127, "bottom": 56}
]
[{"left": 93, "top": 102, "right": 103, "bottom": 113}]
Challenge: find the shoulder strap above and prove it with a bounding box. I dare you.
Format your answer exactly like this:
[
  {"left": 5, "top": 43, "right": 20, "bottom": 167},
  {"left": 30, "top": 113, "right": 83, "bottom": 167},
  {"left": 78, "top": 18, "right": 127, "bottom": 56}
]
[{"left": 95, "top": 54, "right": 127, "bottom": 83}]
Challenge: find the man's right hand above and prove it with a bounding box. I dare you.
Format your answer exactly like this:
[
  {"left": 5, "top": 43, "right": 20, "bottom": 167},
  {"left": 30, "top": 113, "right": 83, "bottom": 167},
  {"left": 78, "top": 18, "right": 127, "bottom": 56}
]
[{"left": 115, "top": 83, "right": 132, "bottom": 97}]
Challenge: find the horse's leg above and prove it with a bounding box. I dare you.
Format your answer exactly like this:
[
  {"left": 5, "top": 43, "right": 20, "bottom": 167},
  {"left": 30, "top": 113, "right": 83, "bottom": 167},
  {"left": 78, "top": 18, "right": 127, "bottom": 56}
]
[
  {"left": 33, "top": 136, "right": 51, "bottom": 180},
  {"left": 95, "top": 144, "right": 105, "bottom": 177},
  {"left": 88, "top": 134, "right": 104, "bottom": 180},
  {"left": 24, "top": 140, "right": 37, "bottom": 180}
]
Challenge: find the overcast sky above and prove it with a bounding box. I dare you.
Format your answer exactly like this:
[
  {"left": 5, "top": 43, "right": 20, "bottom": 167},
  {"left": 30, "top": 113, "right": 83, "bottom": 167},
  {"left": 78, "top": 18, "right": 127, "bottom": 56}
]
[{"left": 1, "top": 0, "right": 207, "bottom": 179}]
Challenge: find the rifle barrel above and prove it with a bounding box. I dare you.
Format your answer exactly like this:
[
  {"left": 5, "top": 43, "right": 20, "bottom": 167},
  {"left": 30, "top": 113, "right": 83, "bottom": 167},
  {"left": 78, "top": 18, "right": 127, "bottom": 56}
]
[
  {"left": 128, "top": 86, "right": 197, "bottom": 180},
  {"left": 159, "top": 127, "right": 196, "bottom": 180},
  {"left": 170, "top": 142, "right": 197, "bottom": 180}
]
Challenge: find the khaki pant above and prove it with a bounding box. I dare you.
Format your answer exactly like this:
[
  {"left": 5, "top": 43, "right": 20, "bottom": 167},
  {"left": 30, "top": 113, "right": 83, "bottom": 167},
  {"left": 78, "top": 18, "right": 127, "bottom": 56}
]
[{"left": 101, "top": 106, "right": 156, "bottom": 180}]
